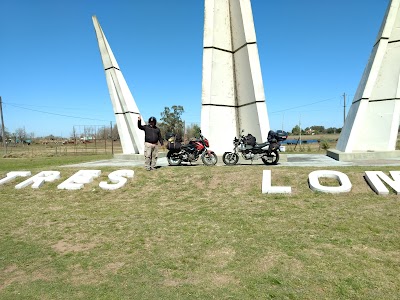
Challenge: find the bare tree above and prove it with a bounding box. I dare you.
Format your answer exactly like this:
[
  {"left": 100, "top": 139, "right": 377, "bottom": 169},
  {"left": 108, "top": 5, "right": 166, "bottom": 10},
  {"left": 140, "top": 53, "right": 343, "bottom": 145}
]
[
  {"left": 83, "top": 126, "right": 95, "bottom": 142},
  {"left": 111, "top": 123, "right": 119, "bottom": 141},
  {"left": 97, "top": 126, "right": 110, "bottom": 140},
  {"left": 71, "top": 126, "right": 77, "bottom": 143},
  {"left": 15, "top": 127, "right": 27, "bottom": 145},
  {"left": 11, "top": 132, "right": 17, "bottom": 144},
  {"left": 29, "top": 132, "right": 35, "bottom": 143}
]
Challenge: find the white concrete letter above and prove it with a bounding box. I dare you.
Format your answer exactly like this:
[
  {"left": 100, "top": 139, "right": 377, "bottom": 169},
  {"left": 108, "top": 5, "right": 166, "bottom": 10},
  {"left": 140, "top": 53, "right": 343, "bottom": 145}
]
[
  {"left": 57, "top": 170, "right": 101, "bottom": 190},
  {"left": 262, "top": 170, "right": 291, "bottom": 194},
  {"left": 0, "top": 171, "right": 31, "bottom": 186},
  {"left": 15, "top": 171, "right": 61, "bottom": 189},
  {"left": 365, "top": 171, "right": 400, "bottom": 195},
  {"left": 99, "top": 170, "right": 134, "bottom": 190},
  {"left": 309, "top": 170, "right": 352, "bottom": 193}
]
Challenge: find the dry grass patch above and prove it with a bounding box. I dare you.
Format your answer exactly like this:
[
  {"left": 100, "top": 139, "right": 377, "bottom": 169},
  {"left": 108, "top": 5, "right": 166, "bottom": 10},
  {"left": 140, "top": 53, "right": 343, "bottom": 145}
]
[{"left": 52, "top": 240, "right": 98, "bottom": 255}]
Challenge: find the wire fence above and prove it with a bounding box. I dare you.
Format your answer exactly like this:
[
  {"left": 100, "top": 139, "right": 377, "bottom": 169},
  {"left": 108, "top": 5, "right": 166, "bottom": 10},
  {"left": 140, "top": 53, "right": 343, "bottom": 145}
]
[{"left": 0, "top": 139, "right": 122, "bottom": 158}]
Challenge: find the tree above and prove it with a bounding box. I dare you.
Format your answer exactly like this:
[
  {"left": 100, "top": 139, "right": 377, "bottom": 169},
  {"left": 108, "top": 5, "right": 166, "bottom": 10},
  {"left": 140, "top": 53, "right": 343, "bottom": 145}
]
[
  {"left": 326, "top": 127, "right": 342, "bottom": 134},
  {"left": 94, "top": 125, "right": 119, "bottom": 141},
  {"left": 326, "top": 127, "right": 335, "bottom": 134},
  {"left": 96, "top": 126, "right": 108, "bottom": 140},
  {"left": 310, "top": 125, "right": 325, "bottom": 134},
  {"left": 0, "top": 127, "right": 10, "bottom": 143},
  {"left": 29, "top": 132, "right": 35, "bottom": 141},
  {"left": 186, "top": 123, "right": 201, "bottom": 139},
  {"left": 83, "top": 126, "right": 95, "bottom": 141},
  {"left": 291, "top": 125, "right": 301, "bottom": 135},
  {"left": 159, "top": 105, "right": 185, "bottom": 138},
  {"left": 15, "top": 127, "right": 27, "bottom": 144},
  {"left": 71, "top": 126, "right": 78, "bottom": 142},
  {"left": 111, "top": 123, "right": 119, "bottom": 140}
]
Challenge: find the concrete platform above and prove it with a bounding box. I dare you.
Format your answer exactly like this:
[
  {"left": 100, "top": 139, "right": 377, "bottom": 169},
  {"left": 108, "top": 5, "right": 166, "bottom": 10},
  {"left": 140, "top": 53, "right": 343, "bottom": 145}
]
[
  {"left": 327, "top": 149, "right": 400, "bottom": 161},
  {"left": 113, "top": 153, "right": 166, "bottom": 160},
  {"left": 113, "top": 152, "right": 284, "bottom": 161},
  {"left": 61, "top": 153, "right": 400, "bottom": 168}
]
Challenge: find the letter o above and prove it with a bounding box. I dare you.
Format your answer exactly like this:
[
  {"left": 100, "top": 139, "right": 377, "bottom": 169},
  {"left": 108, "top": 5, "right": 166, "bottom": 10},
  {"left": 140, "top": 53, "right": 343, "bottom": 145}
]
[{"left": 308, "top": 170, "right": 352, "bottom": 193}]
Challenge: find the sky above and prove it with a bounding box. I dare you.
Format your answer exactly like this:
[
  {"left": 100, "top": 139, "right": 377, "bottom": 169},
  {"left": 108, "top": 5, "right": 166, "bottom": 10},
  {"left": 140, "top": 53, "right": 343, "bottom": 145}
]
[{"left": 0, "top": 0, "right": 391, "bottom": 138}]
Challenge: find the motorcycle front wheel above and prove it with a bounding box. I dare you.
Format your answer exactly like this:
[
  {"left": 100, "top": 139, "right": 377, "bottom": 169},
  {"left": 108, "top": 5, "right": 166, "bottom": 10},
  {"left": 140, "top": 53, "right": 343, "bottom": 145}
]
[
  {"left": 222, "top": 152, "right": 239, "bottom": 165},
  {"left": 167, "top": 155, "right": 182, "bottom": 166},
  {"left": 262, "top": 150, "right": 279, "bottom": 165},
  {"left": 201, "top": 152, "right": 218, "bottom": 166}
]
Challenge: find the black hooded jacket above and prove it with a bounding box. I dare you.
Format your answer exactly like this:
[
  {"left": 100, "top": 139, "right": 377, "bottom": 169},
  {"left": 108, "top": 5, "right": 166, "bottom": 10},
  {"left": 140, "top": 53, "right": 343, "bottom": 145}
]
[{"left": 138, "top": 120, "right": 163, "bottom": 145}]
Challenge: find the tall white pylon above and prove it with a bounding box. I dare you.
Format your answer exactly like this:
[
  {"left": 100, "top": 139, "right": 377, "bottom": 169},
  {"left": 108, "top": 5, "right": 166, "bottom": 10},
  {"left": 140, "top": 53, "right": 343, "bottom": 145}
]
[
  {"left": 201, "top": 0, "right": 270, "bottom": 154},
  {"left": 92, "top": 16, "right": 144, "bottom": 155},
  {"left": 335, "top": 0, "right": 400, "bottom": 153}
]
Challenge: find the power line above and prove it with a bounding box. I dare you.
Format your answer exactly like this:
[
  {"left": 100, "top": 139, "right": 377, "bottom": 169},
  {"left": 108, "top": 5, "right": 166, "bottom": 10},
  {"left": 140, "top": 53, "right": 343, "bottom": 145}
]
[
  {"left": 270, "top": 96, "right": 338, "bottom": 114},
  {"left": 3, "top": 101, "right": 98, "bottom": 110},
  {"left": 4, "top": 102, "right": 110, "bottom": 122}
]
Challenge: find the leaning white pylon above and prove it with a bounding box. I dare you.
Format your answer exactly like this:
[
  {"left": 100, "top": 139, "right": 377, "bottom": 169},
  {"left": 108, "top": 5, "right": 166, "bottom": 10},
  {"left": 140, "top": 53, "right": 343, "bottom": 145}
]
[
  {"left": 92, "top": 16, "right": 144, "bottom": 154},
  {"left": 201, "top": 0, "right": 270, "bottom": 155},
  {"left": 336, "top": 0, "right": 400, "bottom": 152}
]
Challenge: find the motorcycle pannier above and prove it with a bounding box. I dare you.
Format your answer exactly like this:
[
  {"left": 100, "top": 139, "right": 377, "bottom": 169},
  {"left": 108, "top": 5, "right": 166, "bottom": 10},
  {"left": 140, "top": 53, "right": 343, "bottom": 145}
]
[
  {"left": 167, "top": 135, "right": 182, "bottom": 150},
  {"left": 167, "top": 141, "right": 181, "bottom": 150},
  {"left": 245, "top": 134, "right": 256, "bottom": 146}
]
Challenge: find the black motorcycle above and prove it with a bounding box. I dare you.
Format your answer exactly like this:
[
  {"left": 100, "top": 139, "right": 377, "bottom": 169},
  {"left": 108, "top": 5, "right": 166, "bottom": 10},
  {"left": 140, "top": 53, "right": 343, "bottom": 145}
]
[
  {"left": 222, "top": 130, "right": 285, "bottom": 165},
  {"left": 166, "top": 131, "right": 218, "bottom": 166}
]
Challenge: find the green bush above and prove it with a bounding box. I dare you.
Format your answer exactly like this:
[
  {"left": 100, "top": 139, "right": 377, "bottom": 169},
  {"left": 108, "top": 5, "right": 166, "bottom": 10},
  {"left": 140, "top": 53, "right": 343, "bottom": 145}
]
[{"left": 320, "top": 139, "right": 330, "bottom": 150}]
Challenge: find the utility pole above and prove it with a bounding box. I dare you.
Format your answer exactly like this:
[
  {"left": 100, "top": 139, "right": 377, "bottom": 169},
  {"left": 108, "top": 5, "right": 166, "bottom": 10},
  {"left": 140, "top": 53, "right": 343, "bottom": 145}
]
[
  {"left": 0, "top": 96, "right": 6, "bottom": 153},
  {"left": 343, "top": 93, "right": 346, "bottom": 125},
  {"left": 299, "top": 114, "right": 302, "bottom": 145},
  {"left": 110, "top": 121, "right": 114, "bottom": 155}
]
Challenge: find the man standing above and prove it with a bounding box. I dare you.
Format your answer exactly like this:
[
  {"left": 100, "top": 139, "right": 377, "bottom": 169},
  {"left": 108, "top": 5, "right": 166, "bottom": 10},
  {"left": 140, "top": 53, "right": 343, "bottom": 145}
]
[{"left": 138, "top": 116, "right": 163, "bottom": 170}]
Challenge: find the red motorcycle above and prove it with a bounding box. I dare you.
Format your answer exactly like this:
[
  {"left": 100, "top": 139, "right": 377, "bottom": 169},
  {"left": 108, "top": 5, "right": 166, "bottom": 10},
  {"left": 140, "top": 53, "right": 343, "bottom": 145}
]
[{"left": 166, "top": 131, "right": 218, "bottom": 166}]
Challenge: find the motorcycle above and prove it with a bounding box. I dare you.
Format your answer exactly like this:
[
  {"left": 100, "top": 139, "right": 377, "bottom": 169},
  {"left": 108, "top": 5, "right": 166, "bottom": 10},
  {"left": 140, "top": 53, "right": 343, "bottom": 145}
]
[
  {"left": 166, "top": 131, "right": 218, "bottom": 166},
  {"left": 222, "top": 130, "right": 285, "bottom": 165}
]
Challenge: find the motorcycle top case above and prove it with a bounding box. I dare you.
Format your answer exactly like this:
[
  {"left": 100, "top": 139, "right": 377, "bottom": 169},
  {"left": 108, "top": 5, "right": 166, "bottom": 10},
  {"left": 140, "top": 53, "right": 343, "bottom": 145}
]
[{"left": 268, "top": 130, "right": 286, "bottom": 142}]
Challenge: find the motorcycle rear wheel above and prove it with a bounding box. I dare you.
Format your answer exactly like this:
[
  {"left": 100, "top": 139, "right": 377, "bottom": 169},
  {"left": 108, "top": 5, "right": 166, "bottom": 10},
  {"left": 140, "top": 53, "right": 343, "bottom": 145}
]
[
  {"left": 222, "top": 152, "right": 239, "bottom": 165},
  {"left": 262, "top": 150, "right": 279, "bottom": 165},
  {"left": 167, "top": 156, "right": 182, "bottom": 166},
  {"left": 201, "top": 152, "right": 218, "bottom": 166}
]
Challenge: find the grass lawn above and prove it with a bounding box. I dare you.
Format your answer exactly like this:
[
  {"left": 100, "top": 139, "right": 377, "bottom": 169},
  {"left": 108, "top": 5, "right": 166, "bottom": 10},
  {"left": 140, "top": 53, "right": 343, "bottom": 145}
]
[{"left": 0, "top": 156, "right": 399, "bottom": 299}]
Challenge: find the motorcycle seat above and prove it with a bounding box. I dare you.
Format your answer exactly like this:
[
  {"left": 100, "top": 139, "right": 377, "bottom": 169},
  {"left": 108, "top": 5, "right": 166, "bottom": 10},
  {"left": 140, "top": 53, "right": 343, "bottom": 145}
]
[
  {"left": 181, "top": 144, "right": 194, "bottom": 150},
  {"left": 253, "top": 141, "right": 269, "bottom": 149}
]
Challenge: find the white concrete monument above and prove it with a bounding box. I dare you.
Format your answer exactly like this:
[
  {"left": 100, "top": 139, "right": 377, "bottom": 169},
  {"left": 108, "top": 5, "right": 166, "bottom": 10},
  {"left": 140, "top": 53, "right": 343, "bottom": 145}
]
[
  {"left": 201, "top": 0, "right": 270, "bottom": 154},
  {"left": 329, "top": 0, "right": 400, "bottom": 160},
  {"left": 92, "top": 16, "right": 144, "bottom": 155}
]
